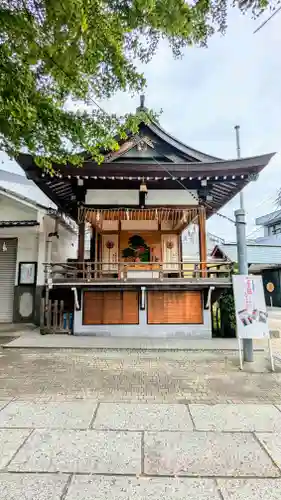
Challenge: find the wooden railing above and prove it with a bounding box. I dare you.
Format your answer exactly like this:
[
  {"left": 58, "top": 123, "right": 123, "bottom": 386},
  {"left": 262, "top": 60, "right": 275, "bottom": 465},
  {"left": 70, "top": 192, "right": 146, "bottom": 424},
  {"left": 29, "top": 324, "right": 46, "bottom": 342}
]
[{"left": 44, "top": 260, "right": 232, "bottom": 284}]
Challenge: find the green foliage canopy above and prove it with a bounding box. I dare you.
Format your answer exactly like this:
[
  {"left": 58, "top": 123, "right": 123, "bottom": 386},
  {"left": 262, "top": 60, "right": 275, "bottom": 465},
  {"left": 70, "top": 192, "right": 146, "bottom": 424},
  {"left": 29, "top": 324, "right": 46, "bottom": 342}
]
[{"left": 0, "top": 0, "right": 274, "bottom": 169}]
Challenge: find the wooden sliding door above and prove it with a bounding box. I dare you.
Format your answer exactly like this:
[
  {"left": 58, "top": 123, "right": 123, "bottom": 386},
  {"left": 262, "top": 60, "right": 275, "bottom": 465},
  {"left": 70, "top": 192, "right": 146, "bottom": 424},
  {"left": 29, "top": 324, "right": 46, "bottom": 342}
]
[
  {"left": 83, "top": 290, "right": 139, "bottom": 325},
  {"left": 147, "top": 290, "right": 202, "bottom": 324}
]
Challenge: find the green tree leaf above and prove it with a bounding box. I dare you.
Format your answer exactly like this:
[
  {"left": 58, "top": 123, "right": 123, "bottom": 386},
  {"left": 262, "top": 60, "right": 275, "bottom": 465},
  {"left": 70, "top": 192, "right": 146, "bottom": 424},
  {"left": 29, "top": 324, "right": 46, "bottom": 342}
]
[{"left": 0, "top": 0, "right": 276, "bottom": 170}]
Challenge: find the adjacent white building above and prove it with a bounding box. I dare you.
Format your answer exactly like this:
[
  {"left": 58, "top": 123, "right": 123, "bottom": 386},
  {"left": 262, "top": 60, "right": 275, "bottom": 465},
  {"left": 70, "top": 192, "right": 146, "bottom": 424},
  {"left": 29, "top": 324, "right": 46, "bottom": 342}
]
[
  {"left": 0, "top": 170, "right": 77, "bottom": 323},
  {"left": 255, "top": 210, "right": 281, "bottom": 245}
]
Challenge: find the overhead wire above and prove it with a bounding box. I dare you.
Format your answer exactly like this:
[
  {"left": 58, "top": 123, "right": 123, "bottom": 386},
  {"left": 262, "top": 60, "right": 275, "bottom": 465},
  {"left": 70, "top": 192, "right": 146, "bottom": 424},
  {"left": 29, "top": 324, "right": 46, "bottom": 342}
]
[
  {"left": 150, "top": 155, "right": 237, "bottom": 224},
  {"left": 246, "top": 226, "right": 263, "bottom": 240},
  {"left": 29, "top": 28, "right": 238, "bottom": 225},
  {"left": 153, "top": 156, "right": 277, "bottom": 233},
  {"left": 253, "top": 5, "right": 281, "bottom": 34},
  {"left": 18, "top": 7, "right": 268, "bottom": 230},
  {"left": 245, "top": 193, "right": 277, "bottom": 238},
  {"left": 246, "top": 204, "right": 281, "bottom": 240}
]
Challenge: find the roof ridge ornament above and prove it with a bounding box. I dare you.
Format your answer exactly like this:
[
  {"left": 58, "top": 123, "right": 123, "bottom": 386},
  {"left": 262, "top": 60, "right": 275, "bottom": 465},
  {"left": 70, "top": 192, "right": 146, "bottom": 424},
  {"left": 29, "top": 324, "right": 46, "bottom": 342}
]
[{"left": 136, "top": 94, "right": 147, "bottom": 112}]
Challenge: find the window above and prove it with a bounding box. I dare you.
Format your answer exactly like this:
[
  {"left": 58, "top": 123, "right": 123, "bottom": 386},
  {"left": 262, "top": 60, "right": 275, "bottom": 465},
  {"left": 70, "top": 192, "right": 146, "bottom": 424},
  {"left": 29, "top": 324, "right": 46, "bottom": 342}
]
[{"left": 272, "top": 224, "right": 281, "bottom": 235}]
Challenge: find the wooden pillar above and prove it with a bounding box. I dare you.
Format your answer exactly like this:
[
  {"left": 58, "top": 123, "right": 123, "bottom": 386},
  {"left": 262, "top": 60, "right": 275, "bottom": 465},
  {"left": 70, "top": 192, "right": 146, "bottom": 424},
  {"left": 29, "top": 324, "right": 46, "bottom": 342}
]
[
  {"left": 90, "top": 227, "right": 96, "bottom": 261},
  {"left": 77, "top": 222, "right": 85, "bottom": 262},
  {"left": 198, "top": 207, "right": 207, "bottom": 277},
  {"left": 76, "top": 182, "right": 85, "bottom": 263},
  {"left": 178, "top": 233, "right": 183, "bottom": 278}
]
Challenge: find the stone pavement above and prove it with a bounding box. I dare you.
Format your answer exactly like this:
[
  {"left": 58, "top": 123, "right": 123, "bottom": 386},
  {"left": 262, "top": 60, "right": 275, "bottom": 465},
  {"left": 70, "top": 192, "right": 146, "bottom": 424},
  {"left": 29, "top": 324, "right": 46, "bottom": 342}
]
[
  {"left": 1, "top": 347, "right": 281, "bottom": 497},
  {"left": 2, "top": 333, "right": 244, "bottom": 350},
  {"left": 2, "top": 346, "right": 281, "bottom": 403},
  {"left": 1, "top": 400, "right": 281, "bottom": 498}
]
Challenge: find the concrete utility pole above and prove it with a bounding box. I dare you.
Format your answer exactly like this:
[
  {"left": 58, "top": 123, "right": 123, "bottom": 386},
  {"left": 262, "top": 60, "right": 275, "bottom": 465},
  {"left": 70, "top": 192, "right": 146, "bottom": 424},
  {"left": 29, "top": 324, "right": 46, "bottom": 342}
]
[{"left": 234, "top": 125, "right": 253, "bottom": 362}]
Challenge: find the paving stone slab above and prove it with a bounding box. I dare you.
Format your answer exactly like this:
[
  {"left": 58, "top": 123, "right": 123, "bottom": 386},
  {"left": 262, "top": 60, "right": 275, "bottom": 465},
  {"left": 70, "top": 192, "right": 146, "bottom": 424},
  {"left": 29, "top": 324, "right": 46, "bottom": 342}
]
[
  {"left": 144, "top": 431, "right": 279, "bottom": 476},
  {"left": 256, "top": 433, "right": 281, "bottom": 469},
  {"left": 93, "top": 403, "right": 193, "bottom": 430},
  {"left": 0, "top": 429, "right": 31, "bottom": 468},
  {"left": 218, "top": 479, "right": 281, "bottom": 499},
  {"left": 0, "top": 473, "right": 68, "bottom": 500},
  {"left": 65, "top": 475, "right": 220, "bottom": 500},
  {"left": 189, "top": 404, "right": 281, "bottom": 432},
  {"left": 0, "top": 401, "right": 97, "bottom": 429},
  {"left": 8, "top": 429, "right": 141, "bottom": 474}
]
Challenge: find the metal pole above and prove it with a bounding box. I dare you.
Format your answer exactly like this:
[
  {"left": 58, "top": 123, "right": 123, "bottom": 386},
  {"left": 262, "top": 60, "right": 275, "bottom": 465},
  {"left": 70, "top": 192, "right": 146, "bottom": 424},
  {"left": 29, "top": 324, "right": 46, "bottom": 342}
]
[
  {"left": 235, "top": 125, "right": 244, "bottom": 210},
  {"left": 234, "top": 125, "right": 253, "bottom": 362}
]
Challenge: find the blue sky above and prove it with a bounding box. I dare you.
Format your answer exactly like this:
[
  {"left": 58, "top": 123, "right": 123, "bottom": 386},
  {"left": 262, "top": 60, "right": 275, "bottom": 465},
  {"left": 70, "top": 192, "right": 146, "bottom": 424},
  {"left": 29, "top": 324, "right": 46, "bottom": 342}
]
[{"left": 1, "top": 6, "right": 280, "bottom": 241}]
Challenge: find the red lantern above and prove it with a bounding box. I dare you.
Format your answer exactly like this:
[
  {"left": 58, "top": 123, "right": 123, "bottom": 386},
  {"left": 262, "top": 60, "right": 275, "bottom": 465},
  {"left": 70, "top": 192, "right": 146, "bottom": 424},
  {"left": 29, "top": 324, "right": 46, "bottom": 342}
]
[{"left": 106, "top": 240, "right": 115, "bottom": 249}]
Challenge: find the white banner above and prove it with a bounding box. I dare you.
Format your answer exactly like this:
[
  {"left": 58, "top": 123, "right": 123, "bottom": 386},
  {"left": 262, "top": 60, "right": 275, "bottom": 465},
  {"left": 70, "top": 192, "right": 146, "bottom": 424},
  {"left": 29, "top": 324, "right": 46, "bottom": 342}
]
[{"left": 232, "top": 275, "right": 269, "bottom": 339}]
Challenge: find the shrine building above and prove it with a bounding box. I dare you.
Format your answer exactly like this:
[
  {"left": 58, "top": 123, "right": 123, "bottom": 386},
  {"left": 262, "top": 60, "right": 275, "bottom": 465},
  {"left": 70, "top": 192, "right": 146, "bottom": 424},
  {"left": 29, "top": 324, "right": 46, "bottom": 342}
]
[{"left": 16, "top": 98, "right": 274, "bottom": 337}]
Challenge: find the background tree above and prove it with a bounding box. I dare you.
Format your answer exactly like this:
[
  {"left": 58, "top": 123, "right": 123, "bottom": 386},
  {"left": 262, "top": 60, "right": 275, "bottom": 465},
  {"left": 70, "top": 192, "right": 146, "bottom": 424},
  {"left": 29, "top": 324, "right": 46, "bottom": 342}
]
[{"left": 0, "top": 0, "right": 277, "bottom": 169}]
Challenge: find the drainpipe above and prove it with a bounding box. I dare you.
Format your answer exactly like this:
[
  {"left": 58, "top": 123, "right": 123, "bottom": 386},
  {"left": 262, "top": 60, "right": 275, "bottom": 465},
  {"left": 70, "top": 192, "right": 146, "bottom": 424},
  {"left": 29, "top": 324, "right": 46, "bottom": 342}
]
[
  {"left": 71, "top": 287, "right": 80, "bottom": 310},
  {"left": 140, "top": 286, "right": 146, "bottom": 310},
  {"left": 45, "top": 216, "right": 59, "bottom": 308},
  {"left": 206, "top": 286, "right": 215, "bottom": 309}
]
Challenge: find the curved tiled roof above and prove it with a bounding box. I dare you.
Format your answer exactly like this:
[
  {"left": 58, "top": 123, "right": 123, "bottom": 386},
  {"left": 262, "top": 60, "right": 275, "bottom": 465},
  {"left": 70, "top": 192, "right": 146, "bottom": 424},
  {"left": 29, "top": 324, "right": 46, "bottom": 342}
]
[
  {"left": 147, "top": 121, "right": 221, "bottom": 162},
  {"left": 14, "top": 113, "right": 275, "bottom": 222}
]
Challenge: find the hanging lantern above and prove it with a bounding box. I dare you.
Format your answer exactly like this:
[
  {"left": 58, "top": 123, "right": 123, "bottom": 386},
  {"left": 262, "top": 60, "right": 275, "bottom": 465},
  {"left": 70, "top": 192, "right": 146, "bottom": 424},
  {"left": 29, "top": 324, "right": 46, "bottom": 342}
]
[
  {"left": 106, "top": 240, "right": 115, "bottom": 250},
  {"left": 2, "top": 242, "right": 7, "bottom": 252},
  {"left": 139, "top": 177, "right": 148, "bottom": 194}
]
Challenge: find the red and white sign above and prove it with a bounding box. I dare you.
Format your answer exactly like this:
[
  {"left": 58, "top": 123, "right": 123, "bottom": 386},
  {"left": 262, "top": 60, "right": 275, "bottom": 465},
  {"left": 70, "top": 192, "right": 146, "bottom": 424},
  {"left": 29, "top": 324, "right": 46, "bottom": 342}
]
[{"left": 232, "top": 275, "right": 269, "bottom": 339}]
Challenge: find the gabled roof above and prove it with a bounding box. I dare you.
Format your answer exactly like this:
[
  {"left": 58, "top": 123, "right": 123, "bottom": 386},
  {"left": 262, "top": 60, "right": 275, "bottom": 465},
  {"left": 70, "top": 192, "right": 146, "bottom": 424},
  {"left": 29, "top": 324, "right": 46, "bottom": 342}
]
[
  {"left": 212, "top": 243, "right": 281, "bottom": 265},
  {"left": 0, "top": 168, "right": 56, "bottom": 209},
  {"left": 101, "top": 121, "right": 221, "bottom": 164},
  {"left": 140, "top": 121, "right": 221, "bottom": 162},
  {"left": 15, "top": 107, "right": 275, "bottom": 222},
  {"left": 0, "top": 169, "right": 31, "bottom": 185},
  {"left": 0, "top": 173, "right": 76, "bottom": 233},
  {"left": 133, "top": 97, "right": 221, "bottom": 162},
  {"left": 0, "top": 184, "right": 52, "bottom": 212}
]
